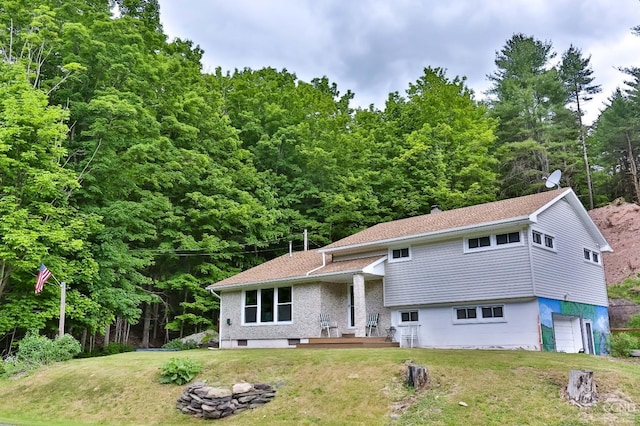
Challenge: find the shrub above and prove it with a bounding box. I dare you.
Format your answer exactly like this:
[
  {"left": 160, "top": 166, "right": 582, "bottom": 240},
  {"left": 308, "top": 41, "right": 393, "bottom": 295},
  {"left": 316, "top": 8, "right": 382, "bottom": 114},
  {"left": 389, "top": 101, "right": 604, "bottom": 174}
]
[
  {"left": 51, "top": 334, "right": 82, "bottom": 361},
  {"left": 162, "top": 338, "right": 198, "bottom": 351},
  {"left": 159, "top": 358, "right": 202, "bottom": 385},
  {"left": 610, "top": 333, "right": 640, "bottom": 357},
  {"left": 102, "top": 342, "right": 135, "bottom": 355},
  {"left": 5, "top": 331, "right": 82, "bottom": 376}
]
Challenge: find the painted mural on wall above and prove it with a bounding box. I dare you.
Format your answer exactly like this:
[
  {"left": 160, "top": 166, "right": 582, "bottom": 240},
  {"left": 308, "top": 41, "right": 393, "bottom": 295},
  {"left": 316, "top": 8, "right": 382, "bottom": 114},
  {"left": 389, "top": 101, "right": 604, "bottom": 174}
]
[{"left": 538, "top": 297, "right": 610, "bottom": 355}]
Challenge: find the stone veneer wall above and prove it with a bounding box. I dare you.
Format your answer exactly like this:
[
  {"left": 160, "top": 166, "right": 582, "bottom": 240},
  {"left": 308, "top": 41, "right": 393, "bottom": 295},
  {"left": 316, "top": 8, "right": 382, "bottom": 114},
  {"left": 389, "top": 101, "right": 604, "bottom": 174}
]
[{"left": 177, "top": 381, "right": 276, "bottom": 419}]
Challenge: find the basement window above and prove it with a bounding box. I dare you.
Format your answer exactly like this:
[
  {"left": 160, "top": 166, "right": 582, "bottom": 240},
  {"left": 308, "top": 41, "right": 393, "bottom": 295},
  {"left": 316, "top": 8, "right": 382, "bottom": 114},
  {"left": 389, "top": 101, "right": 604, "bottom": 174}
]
[
  {"left": 400, "top": 311, "right": 419, "bottom": 322},
  {"left": 454, "top": 305, "right": 506, "bottom": 324}
]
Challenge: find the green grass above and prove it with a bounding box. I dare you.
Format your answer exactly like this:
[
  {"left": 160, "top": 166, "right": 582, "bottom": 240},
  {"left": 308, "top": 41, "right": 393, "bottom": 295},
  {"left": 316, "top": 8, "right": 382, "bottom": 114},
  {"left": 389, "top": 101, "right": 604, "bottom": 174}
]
[{"left": 0, "top": 348, "right": 638, "bottom": 425}]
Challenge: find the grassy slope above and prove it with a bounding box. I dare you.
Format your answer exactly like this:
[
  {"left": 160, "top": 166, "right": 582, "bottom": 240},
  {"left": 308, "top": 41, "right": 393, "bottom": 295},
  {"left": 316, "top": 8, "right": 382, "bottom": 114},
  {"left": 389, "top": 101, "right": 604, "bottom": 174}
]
[{"left": 0, "top": 348, "right": 638, "bottom": 425}]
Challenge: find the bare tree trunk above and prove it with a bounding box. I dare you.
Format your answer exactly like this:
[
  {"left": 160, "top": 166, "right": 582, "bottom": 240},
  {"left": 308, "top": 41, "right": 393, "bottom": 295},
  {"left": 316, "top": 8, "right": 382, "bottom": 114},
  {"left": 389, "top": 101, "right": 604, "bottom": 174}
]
[
  {"left": 575, "top": 90, "right": 594, "bottom": 209},
  {"left": 627, "top": 133, "right": 640, "bottom": 203},
  {"left": 153, "top": 302, "right": 159, "bottom": 342},
  {"left": 141, "top": 302, "right": 151, "bottom": 348},
  {"left": 567, "top": 370, "right": 597, "bottom": 406},
  {"left": 407, "top": 364, "right": 430, "bottom": 390},
  {"left": 103, "top": 324, "right": 111, "bottom": 347},
  {"left": 80, "top": 328, "right": 87, "bottom": 352},
  {"left": 0, "top": 260, "right": 14, "bottom": 300}
]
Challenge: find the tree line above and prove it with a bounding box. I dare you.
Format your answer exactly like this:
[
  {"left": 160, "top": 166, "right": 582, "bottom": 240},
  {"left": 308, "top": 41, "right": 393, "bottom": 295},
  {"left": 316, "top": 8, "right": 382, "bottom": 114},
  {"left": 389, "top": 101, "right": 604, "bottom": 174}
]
[{"left": 0, "top": 0, "right": 638, "bottom": 351}]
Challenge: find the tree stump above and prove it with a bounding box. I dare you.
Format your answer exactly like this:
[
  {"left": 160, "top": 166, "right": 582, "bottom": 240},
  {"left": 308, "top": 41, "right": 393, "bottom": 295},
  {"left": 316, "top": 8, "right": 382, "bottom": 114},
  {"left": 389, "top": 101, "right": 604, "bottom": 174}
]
[
  {"left": 567, "top": 370, "right": 597, "bottom": 406},
  {"left": 406, "top": 364, "right": 429, "bottom": 390}
]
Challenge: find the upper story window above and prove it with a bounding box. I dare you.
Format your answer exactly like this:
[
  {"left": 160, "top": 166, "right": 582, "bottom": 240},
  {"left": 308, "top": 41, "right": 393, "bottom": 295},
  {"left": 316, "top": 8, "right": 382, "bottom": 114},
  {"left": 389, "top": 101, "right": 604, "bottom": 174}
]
[
  {"left": 532, "top": 229, "right": 556, "bottom": 251},
  {"left": 244, "top": 286, "right": 292, "bottom": 324},
  {"left": 465, "top": 231, "right": 522, "bottom": 252},
  {"left": 496, "top": 232, "right": 520, "bottom": 245},
  {"left": 583, "top": 248, "right": 601, "bottom": 265},
  {"left": 389, "top": 247, "right": 411, "bottom": 262}
]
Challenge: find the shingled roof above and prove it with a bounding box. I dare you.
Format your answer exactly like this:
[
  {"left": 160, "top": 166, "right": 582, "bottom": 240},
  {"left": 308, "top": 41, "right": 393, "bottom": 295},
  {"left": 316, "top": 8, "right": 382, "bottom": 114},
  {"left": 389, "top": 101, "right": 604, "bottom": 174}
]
[
  {"left": 208, "top": 251, "right": 385, "bottom": 289},
  {"left": 208, "top": 188, "right": 610, "bottom": 290},
  {"left": 321, "top": 189, "right": 569, "bottom": 252}
]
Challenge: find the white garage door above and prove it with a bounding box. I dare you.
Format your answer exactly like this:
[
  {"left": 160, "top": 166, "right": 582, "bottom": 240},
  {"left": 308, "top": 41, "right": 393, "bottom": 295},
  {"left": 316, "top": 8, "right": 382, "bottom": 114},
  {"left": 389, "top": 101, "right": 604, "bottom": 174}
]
[{"left": 553, "top": 316, "right": 582, "bottom": 353}]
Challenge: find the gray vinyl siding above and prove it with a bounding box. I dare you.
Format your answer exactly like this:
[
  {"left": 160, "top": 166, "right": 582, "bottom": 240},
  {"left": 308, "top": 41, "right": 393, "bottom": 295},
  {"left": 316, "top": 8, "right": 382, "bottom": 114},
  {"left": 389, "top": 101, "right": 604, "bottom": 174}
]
[
  {"left": 384, "top": 232, "right": 534, "bottom": 307},
  {"left": 531, "top": 199, "right": 608, "bottom": 306}
]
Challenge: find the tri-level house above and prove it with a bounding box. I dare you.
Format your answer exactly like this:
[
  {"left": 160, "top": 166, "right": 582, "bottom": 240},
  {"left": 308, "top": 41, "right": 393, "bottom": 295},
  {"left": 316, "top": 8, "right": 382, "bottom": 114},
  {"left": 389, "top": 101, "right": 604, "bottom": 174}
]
[{"left": 207, "top": 188, "right": 612, "bottom": 354}]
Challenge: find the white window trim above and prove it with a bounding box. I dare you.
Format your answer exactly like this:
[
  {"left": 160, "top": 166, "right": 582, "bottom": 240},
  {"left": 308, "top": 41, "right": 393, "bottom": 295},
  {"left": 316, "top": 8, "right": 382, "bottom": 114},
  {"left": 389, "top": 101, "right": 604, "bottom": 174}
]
[
  {"left": 242, "top": 287, "right": 293, "bottom": 326},
  {"left": 452, "top": 305, "right": 506, "bottom": 324},
  {"left": 388, "top": 246, "right": 412, "bottom": 263},
  {"left": 463, "top": 231, "right": 524, "bottom": 253},
  {"left": 583, "top": 247, "right": 602, "bottom": 265},
  {"left": 531, "top": 229, "right": 557, "bottom": 252},
  {"left": 399, "top": 310, "right": 419, "bottom": 323}
]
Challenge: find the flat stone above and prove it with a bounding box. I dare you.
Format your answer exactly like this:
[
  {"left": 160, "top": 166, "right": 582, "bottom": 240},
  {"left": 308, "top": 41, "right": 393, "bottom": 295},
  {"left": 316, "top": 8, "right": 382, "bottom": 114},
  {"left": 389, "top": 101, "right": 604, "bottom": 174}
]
[
  {"left": 254, "top": 383, "right": 273, "bottom": 391},
  {"left": 201, "top": 404, "right": 216, "bottom": 412},
  {"left": 233, "top": 382, "right": 253, "bottom": 394},
  {"left": 206, "top": 387, "right": 232, "bottom": 398},
  {"left": 630, "top": 349, "right": 640, "bottom": 357}
]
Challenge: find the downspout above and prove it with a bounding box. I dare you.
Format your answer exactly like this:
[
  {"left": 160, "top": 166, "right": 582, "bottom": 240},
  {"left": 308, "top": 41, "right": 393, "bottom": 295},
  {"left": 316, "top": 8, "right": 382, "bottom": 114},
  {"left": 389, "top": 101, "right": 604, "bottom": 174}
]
[{"left": 306, "top": 253, "right": 327, "bottom": 276}]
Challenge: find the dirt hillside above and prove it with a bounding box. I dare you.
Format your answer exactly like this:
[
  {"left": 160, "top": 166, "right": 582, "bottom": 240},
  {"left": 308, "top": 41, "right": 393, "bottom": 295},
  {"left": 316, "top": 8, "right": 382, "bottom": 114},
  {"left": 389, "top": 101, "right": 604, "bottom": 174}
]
[{"left": 588, "top": 200, "right": 640, "bottom": 286}]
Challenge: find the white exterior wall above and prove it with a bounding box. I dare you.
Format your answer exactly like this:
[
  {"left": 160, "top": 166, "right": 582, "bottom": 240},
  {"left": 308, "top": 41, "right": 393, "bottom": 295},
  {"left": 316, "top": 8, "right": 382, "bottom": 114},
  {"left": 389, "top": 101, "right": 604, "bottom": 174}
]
[
  {"left": 392, "top": 300, "right": 541, "bottom": 350},
  {"left": 531, "top": 199, "right": 608, "bottom": 306}
]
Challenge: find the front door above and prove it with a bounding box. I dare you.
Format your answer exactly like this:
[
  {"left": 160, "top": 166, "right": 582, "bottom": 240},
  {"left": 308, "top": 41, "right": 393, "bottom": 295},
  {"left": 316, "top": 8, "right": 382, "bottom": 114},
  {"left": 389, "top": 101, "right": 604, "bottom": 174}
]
[{"left": 348, "top": 285, "right": 355, "bottom": 328}]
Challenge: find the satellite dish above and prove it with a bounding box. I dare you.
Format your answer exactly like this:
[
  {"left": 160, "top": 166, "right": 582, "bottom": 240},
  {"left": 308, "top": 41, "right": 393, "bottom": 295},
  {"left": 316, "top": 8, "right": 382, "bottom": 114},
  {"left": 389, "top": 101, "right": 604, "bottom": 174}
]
[{"left": 544, "top": 169, "right": 562, "bottom": 189}]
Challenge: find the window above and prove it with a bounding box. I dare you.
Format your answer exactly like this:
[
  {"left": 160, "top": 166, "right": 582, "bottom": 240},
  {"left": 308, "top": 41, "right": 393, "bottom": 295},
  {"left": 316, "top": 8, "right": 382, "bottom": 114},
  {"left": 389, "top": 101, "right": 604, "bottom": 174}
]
[
  {"left": 481, "top": 306, "right": 503, "bottom": 318},
  {"left": 390, "top": 247, "right": 411, "bottom": 262},
  {"left": 468, "top": 236, "right": 491, "bottom": 249},
  {"left": 454, "top": 305, "right": 505, "bottom": 323},
  {"left": 496, "top": 232, "right": 520, "bottom": 245},
  {"left": 532, "top": 230, "right": 555, "bottom": 251},
  {"left": 466, "top": 231, "right": 522, "bottom": 252},
  {"left": 456, "top": 308, "right": 477, "bottom": 320},
  {"left": 532, "top": 231, "right": 542, "bottom": 245},
  {"left": 244, "top": 287, "right": 292, "bottom": 324},
  {"left": 401, "top": 311, "right": 419, "bottom": 322},
  {"left": 583, "top": 248, "right": 601, "bottom": 265},
  {"left": 244, "top": 290, "right": 258, "bottom": 323}
]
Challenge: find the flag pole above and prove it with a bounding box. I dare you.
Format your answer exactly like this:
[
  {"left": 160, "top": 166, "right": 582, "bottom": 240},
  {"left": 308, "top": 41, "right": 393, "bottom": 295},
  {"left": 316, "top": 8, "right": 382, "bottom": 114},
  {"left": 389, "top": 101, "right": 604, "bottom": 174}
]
[
  {"left": 59, "top": 282, "right": 66, "bottom": 338},
  {"left": 35, "top": 264, "right": 66, "bottom": 337},
  {"left": 46, "top": 273, "right": 66, "bottom": 337}
]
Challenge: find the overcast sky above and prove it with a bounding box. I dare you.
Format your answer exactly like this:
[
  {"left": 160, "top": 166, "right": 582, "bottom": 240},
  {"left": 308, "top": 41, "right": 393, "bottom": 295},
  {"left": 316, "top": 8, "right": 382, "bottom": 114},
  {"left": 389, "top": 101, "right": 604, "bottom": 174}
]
[{"left": 157, "top": 0, "right": 640, "bottom": 124}]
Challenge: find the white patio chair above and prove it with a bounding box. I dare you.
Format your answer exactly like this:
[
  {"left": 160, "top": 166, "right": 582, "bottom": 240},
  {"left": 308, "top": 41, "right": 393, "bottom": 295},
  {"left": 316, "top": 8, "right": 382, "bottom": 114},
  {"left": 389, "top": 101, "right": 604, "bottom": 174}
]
[
  {"left": 401, "top": 325, "right": 419, "bottom": 348},
  {"left": 319, "top": 313, "right": 338, "bottom": 338},
  {"left": 366, "top": 313, "right": 380, "bottom": 336}
]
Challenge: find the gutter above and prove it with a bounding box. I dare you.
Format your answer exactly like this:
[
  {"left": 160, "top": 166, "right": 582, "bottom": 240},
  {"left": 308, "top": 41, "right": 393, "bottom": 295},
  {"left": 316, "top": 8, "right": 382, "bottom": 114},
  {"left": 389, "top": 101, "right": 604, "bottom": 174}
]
[
  {"left": 305, "top": 253, "right": 327, "bottom": 276},
  {"left": 319, "top": 216, "right": 533, "bottom": 254}
]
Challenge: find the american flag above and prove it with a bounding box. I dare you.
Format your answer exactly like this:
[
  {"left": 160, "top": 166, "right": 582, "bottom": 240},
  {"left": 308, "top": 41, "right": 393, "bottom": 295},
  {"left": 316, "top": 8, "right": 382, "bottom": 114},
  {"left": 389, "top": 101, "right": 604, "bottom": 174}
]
[{"left": 35, "top": 264, "right": 52, "bottom": 293}]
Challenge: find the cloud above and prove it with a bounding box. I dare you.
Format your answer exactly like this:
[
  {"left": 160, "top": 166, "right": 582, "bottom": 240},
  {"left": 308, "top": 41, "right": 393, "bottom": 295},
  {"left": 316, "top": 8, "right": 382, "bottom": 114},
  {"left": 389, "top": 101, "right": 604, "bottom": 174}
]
[{"left": 158, "top": 0, "right": 640, "bottom": 120}]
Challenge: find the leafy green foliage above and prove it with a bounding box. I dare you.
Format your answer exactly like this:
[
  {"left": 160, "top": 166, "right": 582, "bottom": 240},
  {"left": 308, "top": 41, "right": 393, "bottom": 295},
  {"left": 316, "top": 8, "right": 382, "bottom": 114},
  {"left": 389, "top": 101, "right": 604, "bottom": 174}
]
[
  {"left": 162, "top": 339, "right": 198, "bottom": 351},
  {"left": 609, "top": 333, "right": 640, "bottom": 357},
  {"left": 3, "top": 331, "right": 82, "bottom": 376},
  {"left": 159, "top": 357, "right": 202, "bottom": 385},
  {"left": 102, "top": 342, "right": 135, "bottom": 355},
  {"left": 607, "top": 276, "right": 640, "bottom": 305}
]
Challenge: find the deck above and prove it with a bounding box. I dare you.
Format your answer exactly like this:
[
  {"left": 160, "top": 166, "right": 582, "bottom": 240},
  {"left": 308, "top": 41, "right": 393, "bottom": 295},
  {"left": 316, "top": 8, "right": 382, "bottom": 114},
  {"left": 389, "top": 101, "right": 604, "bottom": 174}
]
[{"left": 297, "top": 336, "right": 399, "bottom": 349}]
